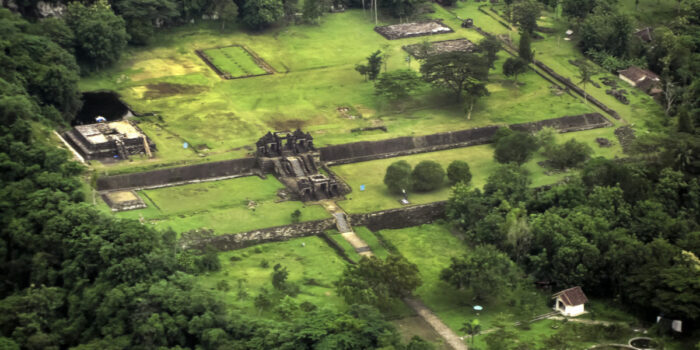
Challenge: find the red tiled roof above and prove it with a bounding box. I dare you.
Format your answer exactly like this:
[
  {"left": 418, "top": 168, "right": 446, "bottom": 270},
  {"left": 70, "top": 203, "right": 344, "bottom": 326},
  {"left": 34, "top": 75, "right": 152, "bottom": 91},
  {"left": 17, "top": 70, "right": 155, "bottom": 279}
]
[
  {"left": 552, "top": 286, "right": 588, "bottom": 306},
  {"left": 635, "top": 27, "right": 653, "bottom": 42}
]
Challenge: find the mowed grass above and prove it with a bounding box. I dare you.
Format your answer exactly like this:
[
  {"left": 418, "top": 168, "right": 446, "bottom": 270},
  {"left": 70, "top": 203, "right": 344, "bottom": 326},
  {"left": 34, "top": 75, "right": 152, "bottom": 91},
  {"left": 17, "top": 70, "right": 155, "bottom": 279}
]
[
  {"left": 112, "top": 175, "right": 330, "bottom": 235},
  {"left": 80, "top": 7, "right": 595, "bottom": 175},
  {"left": 196, "top": 236, "right": 348, "bottom": 314},
  {"left": 203, "top": 46, "right": 267, "bottom": 77}
]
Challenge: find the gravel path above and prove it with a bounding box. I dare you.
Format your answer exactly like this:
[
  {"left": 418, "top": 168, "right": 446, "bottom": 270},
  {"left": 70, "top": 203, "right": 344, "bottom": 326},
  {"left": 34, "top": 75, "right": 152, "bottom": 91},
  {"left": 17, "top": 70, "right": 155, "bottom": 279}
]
[{"left": 404, "top": 297, "right": 468, "bottom": 350}]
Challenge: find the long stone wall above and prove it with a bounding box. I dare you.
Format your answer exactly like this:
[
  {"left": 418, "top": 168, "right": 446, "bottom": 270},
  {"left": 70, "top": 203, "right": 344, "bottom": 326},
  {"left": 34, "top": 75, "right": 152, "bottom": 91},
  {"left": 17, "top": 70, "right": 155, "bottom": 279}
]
[
  {"left": 181, "top": 218, "right": 337, "bottom": 251},
  {"left": 181, "top": 202, "right": 448, "bottom": 251},
  {"left": 320, "top": 113, "right": 611, "bottom": 165},
  {"left": 349, "top": 201, "right": 447, "bottom": 231},
  {"left": 96, "top": 157, "right": 257, "bottom": 191}
]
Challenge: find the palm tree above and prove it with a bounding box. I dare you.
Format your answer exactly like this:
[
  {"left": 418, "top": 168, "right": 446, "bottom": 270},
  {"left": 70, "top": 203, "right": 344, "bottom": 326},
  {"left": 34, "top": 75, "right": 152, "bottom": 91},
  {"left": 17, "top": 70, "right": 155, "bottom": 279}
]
[
  {"left": 459, "top": 319, "right": 481, "bottom": 344},
  {"left": 577, "top": 62, "right": 593, "bottom": 105}
]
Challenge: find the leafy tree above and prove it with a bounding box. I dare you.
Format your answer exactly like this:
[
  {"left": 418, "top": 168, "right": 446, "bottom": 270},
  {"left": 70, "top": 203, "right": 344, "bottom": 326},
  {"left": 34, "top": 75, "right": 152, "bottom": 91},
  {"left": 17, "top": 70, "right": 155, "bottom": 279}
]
[
  {"left": 447, "top": 185, "right": 491, "bottom": 232},
  {"left": 272, "top": 263, "right": 289, "bottom": 290},
  {"left": 302, "top": 0, "right": 323, "bottom": 24},
  {"left": 384, "top": 160, "right": 412, "bottom": 194},
  {"left": 242, "top": 0, "right": 284, "bottom": 29},
  {"left": 406, "top": 336, "right": 435, "bottom": 350},
  {"left": 112, "top": 0, "right": 179, "bottom": 44},
  {"left": 65, "top": 0, "right": 128, "bottom": 70},
  {"left": 502, "top": 57, "right": 528, "bottom": 83},
  {"left": 679, "top": 109, "right": 695, "bottom": 133},
  {"left": 579, "top": 7, "right": 633, "bottom": 58},
  {"left": 281, "top": 0, "right": 298, "bottom": 23},
  {"left": 511, "top": 0, "right": 541, "bottom": 34},
  {"left": 483, "top": 163, "right": 531, "bottom": 204},
  {"left": 355, "top": 64, "right": 370, "bottom": 81},
  {"left": 411, "top": 160, "right": 445, "bottom": 191},
  {"left": 215, "top": 0, "right": 239, "bottom": 30},
  {"left": 562, "top": 0, "right": 597, "bottom": 20},
  {"left": 254, "top": 288, "right": 274, "bottom": 312},
  {"left": 374, "top": 69, "right": 424, "bottom": 100},
  {"left": 477, "top": 36, "right": 502, "bottom": 68},
  {"left": 367, "top": 50, "right": 383, "bottom": 80},
  {"left": 421, "top": 51, "right": 490, "bottom": 102},
  {"left": 545, "top": 138, "right": 593, "bottom": 169},
  {"left": 447, "top": 160, "right": 472, "bottom": 185},
  {"left": 291, "top": 209, "right": 301, "bottom": 223},
  {"left": 440, "top": 245, "right": 521, "bottom": 300},
  {"left": 493, "top": 130, "right": 540, "bottom": 164},
  {"left": 380, "top": 0, "right": 424, "bottom": 19},
  {"left": 518, "top": 32, "right": 534, "bottom": 62},
  {"left": 336, "top": 256, "right": 421, "bottom": 309}
]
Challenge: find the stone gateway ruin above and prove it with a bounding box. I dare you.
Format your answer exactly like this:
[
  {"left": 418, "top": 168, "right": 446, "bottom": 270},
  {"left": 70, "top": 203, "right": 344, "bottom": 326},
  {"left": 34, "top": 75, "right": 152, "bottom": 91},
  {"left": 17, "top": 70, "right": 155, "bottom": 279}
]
[{"left": 256, "top": 129, "right": 345, "bottom": 201}]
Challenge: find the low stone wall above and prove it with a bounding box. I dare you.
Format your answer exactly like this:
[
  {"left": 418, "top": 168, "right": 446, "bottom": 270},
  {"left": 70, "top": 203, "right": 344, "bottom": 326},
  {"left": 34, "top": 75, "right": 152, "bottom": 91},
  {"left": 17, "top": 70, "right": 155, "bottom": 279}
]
[
  {"left": 320, "top": 113, "right": 611, "bottom": 165},
  {"left": 181, "top": 218, "right": 337, "bottom": 251},
  {"left": 96, "top": 157, "right": 257, "bottom": 191},
  {"left": 349, "top": 201, "right": 447, "bottom": 231}
]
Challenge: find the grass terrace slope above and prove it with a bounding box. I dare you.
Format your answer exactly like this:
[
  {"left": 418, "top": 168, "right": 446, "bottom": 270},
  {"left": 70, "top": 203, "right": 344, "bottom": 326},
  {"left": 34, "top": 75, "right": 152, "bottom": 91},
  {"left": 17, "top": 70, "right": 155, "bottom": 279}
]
[
  {"left": 201, "top": 45, "right": 269, "bottom": 78},
  {"left": 80, "top": 8, "right": 596, "bottom": 175},
  {"left": 107, "top": 175, "right": 329, "bottom": 235}
]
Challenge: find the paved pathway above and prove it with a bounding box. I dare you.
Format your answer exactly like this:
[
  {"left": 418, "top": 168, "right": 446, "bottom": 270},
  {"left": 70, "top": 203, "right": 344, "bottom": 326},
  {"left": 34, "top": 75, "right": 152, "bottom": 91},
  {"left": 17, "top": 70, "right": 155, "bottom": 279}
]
[
  {"left": 319, "top": 200, "right": 467, "bottom": 349},
  {"left": 404, "top": 297, "right": 468, "bottom": 350}
]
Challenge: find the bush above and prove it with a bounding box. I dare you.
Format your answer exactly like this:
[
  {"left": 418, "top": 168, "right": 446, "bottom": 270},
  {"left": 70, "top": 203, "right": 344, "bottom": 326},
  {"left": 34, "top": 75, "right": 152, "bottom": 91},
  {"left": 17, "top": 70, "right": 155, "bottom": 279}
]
[
  {"left": 384, "top": 160, "right": 412, "bottom": 194},
  {"left": 494, "top": 131, "right": 540, "bottom": 164},
  {"left": 546, "top": 139, "right": 593, "bottom": 169},
  {"left": 447, "top": 160, "right": 472, "bottom": 185},
  {"left": 411, "top": 160, "right": 445, "bottom": 192}
]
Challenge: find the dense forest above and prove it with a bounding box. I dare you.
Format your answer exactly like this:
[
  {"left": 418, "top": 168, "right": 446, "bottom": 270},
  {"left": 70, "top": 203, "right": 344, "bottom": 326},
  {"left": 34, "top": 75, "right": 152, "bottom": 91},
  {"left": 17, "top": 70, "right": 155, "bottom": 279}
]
[{"left": 1, "top": 0, "right": 700, "bottom": 348}]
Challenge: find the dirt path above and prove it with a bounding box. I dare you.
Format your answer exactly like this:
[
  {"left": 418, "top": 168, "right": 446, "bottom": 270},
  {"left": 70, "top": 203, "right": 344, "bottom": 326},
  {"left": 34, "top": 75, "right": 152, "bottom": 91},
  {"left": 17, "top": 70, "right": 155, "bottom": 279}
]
[
  {"left": 320, "top": 200, "right": 466, "bottom": 349},
  {"left": 404, "top": 297, "right": 468, "bottom": 350}
]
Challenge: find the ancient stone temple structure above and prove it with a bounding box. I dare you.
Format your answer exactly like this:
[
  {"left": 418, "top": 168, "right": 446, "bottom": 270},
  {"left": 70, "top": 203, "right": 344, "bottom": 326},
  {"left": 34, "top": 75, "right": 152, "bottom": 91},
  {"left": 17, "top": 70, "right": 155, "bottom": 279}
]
[
  {"left": 64, "top": 120, "right": 155, "bottom": 160},
  {"left": 256, "top": 129, "right": 343, "bottom": 201}
]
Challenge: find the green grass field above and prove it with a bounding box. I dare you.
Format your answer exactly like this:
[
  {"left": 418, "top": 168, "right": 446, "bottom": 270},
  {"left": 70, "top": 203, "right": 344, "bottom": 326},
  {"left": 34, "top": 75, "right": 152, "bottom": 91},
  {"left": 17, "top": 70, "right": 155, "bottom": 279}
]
[
  {"left": 203, "top": 45, "right": 268, "bottom": 77},
  {"left": 80, "top": 6, "right": 597, "bottom": 175},
  {"left": 332, "top": 127, "right": 622, "bottom": 213},
  {"left": 196, "top": 236, "right": 348, "bottom": 315},
  {"left": 110, "top": 175, "right": 329, "bottom": 235}
]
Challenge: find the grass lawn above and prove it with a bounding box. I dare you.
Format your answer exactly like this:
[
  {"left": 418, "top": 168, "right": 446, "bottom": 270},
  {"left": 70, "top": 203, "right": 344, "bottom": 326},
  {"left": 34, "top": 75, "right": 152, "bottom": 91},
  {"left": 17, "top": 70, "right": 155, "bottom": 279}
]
[
  {"left": 327, "top": 230, "right": 362, "bottom": 263},
  {"left": 379, "top": 224, "right": 552, "bottom": 337},
  {"left": 203, "top": 45, "right": 267, "bottom": 77},
  {"left": 196, "top": 236, "right": 348, "bottom": 315},
  {"left": 110, "top": 175, "right": 329, "bottom": 235},
  {"left": 79, "top": 6, "right": 595, "bottom": 175},
  {"left": 354, "top": 226, "right": 390, "bottom": 259},
  {"left": 332, "top": 127, "right": 622, "bottom": 214}
]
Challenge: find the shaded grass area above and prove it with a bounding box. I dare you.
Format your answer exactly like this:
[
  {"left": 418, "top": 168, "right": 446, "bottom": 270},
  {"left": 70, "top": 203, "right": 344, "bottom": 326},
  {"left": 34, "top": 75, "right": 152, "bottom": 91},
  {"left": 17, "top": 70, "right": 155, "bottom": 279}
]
[
  {"left": 79, "top": 7, "right": 594, "bottom": 175},
  {"left": 111, "top": 176, "right": 329, "bottom": 235},
  {"left": 354, "top": 226, "right": 390, "bottom": 259},
  {"left": 332, "top": 129, "right": 625, "bottom": 213},
  {"left": 196, "top": 236, "right": 348, "bottom": 315},
  {"left": 203, "top": 46, "right": 267, "bottom": 77},
  {"left": 326, "top": 230, "right": 362, "bottom": 263}
]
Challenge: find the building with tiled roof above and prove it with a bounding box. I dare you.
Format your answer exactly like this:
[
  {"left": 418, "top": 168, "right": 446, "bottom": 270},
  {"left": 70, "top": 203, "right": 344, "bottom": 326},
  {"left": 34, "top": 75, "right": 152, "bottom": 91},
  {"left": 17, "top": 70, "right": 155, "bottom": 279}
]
[{"left": 552, "top": 286, "right": 588, "bottom": 317}]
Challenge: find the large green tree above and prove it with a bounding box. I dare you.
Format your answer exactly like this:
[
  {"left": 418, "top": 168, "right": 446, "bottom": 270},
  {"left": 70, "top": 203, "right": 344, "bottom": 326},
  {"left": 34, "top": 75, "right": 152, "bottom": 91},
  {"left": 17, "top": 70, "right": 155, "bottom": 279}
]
[
  {"left": 411, "top": 160, "right": 445, "bottom": 192},
  {"left": 440, "top": 245, "right": 522, "bottom": 300},
  {"left": 421, "top": 51, "right": 490, "bottom": 102},
  {"left": 242, "top": 0, "right": 284, "bottom": 29},
  {"left": 336, "top": 256, "right": 421, "bottom": 309},
  {"left": 65, "top": 0, "right": 128, "bottom": 70},
  {"left": 384, "top": 160, "right": 412, "bottom": 194}
]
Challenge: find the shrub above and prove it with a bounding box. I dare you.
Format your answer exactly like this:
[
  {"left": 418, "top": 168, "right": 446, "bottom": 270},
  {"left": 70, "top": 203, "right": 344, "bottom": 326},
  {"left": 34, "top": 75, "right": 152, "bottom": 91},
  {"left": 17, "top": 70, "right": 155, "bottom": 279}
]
[
  {"left": 546, "top": 139, "right": 593, "bottom": 169},
  {"left": 411, "top": 160, "right": 445, "bottom": 192},
  {"left": 447, "top": 160, "right": 472, "bottom": 185},
  {"left": 384, "top": 160, "right": 412, "bottom": 194},
  {"left": 494, "top": 131, "right": 540, "bottom": 164}
]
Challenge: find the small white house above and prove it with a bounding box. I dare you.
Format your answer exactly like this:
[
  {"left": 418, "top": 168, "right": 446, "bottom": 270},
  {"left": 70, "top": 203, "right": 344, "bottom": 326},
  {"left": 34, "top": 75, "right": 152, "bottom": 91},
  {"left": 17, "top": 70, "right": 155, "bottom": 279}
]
[{"left": 552, "top": 286, "right": 588, "bottom": 317}]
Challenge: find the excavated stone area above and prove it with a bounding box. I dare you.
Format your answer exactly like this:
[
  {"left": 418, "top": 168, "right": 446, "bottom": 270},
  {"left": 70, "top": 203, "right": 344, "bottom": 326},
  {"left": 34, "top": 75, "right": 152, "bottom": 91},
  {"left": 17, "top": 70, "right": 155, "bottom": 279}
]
[
  {"left": 374, "top": 20, "right": 454, "bottom": 39},
  {"left": 403, "top": 39, "right": 477, "bottom": 59}
]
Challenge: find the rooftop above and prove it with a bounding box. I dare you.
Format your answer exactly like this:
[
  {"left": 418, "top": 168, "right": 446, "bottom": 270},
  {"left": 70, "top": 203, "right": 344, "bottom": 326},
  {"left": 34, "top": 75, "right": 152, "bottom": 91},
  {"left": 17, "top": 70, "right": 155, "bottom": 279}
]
[
  {"left": 553, "top": 286, "right": 588, "bottom": 306},
  {"left": 619, "top": 66, "right": 660, "bottom": 83},
  {"left": 75, "top": 121, "right": 144, "bottom": 145}
]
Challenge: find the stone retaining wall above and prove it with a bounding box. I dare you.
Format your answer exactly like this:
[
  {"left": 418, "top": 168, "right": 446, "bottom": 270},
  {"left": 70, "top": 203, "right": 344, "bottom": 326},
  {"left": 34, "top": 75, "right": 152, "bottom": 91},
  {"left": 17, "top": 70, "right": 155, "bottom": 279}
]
[
  {"left": 349, "top": 201, "right": 447, "bottom": 231},
  {"left": 96, "top": 157, "right": 257, "bottom": 191},
  {"left": 181, "top": 218, "right": 337, "bottom": 251},
  {"left": 181, "top": 202, "right": 448, "bottom": 251},
  {"left": 320, "top": 113, "right": 611, "bottom": 165}
]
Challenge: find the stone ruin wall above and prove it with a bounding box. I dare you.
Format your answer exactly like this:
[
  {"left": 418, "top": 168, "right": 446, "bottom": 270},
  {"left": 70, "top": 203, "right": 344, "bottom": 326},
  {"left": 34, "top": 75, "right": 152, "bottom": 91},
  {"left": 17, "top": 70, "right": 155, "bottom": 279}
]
[
  {"left": 96, "top": 157, "right": 257, "bottom": 191},
  {"left": 320, "top": 113, "right": 612, "bottom": 165},
  {"left": 181, "top": 201, "right": 447, "bottom": 252}
]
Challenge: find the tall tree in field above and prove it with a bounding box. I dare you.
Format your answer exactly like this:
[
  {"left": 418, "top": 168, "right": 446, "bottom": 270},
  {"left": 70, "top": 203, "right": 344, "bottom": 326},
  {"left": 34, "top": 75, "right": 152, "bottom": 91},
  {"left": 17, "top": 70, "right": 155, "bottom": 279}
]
[
  {"left": 384, "top": 160, "right": 412, "bottom": 194},
  {"left": 367, "top": 50, "right": 383, "bottom": 80},
  {"left": 577, "top": 61, "right": 594, "bottom": 105},
  {"left": 440, "top": 245, "right": 521, "bottom": 300},
  {"left": 421, "top": 51, "right": 490, "bottom": 119},
  {"left": 215, "top": 0, "right": 239, "bottom": 30},
  {"left": 65, "top": 0, "right": 128, "bottom": 70},
  {"left": 518, "top": 32, "right": 534, "bottom": 62},
  {"left": 511, "top": 0, "right": 541, "bottom": 34},
  {"left": 242, "top": 0, "right": 284, "bottom": 29},
  {"left": 336, "top": 256, "right": 421, "bottom": 309},
  {"left": 374, "top": 69, "right": 424, "bottom": 100},
  {"left": 302, "top": 0, "right": 323, "bottom": 24},
  {"left": 112, "top": 0, "right": 178, "bottom": 44},
  {"left": 502, "top": 57, "right": 528, "bottom": 84},
  {"left": 477, "top": 36, "right": 502, "bottom": 68}
]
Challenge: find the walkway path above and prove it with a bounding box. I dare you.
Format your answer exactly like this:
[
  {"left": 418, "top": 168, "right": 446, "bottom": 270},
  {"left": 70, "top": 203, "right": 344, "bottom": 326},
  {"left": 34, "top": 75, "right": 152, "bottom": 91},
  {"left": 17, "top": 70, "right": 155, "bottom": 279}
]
[
  {"left": 404, "top": 297, "right": 469, "bottom": 350},
  {"left": 320, "top": 199, "right": 466, "bottom": 349}
]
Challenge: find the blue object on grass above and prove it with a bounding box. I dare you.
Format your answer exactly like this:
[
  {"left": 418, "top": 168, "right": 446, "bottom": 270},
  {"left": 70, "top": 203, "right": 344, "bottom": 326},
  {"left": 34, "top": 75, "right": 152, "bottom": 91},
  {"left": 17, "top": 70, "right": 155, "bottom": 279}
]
[
  {"left": 183, "top": 142, "right": 189, "bottom": 149},
  {"left": 360, "top": 184, "right": 365, "bottom": 191}
]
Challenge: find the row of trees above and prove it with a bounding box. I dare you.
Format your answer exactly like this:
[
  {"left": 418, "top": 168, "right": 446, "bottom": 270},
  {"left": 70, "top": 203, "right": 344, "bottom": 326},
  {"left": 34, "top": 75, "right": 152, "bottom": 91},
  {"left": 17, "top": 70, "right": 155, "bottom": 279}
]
[{"left": 384, "top": 159, "right": 471, "bottom": 194}]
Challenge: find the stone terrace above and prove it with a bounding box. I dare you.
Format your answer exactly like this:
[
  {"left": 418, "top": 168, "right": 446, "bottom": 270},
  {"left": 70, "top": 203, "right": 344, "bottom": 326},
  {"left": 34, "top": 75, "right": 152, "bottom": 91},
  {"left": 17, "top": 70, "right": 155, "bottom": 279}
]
[{"left": 374, "top": 20, "right": 453, "bottom": 40}]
